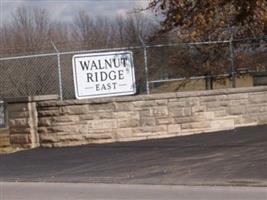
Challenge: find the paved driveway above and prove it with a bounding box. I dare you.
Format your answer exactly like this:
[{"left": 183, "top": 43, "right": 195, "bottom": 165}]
[{"left": 0, "top": 125, "right": 267, "bottom": 186}]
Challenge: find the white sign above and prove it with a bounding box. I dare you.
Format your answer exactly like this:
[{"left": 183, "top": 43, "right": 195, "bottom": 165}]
[{"left": 72, "top": 51, "right": 136, "bottom": 99}]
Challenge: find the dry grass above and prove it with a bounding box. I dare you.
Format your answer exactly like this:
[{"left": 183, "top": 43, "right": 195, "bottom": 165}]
[{"left": 151, "top": 75, "right": 253, "bottom": 93}]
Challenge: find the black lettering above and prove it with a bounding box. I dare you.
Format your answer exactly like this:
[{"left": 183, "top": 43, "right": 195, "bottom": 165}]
[
  {"left": 80, "top": 61, "right": 90, "bottom": 70},
  {"left": 87, "top": 73, "right": 94, "bottom": 82},
  {"left": 121, "top": 57, "right": 128, "bottom": 67},
  {"left": 96, "top": 84, "right": 100, "bottom": 91},
  {"left": 98, "top": 60, "right": 104, "bottom": 69},
  {"left": 106, "top": 83, "right": 111, "bottom": 90},
  {"left": 100, "top": 72, "right": 108, "bottom": 81},
  {"left": 118, "top": 70, "right": 124, "bottom": 80},
  {"left": 101, "top": 84, "right": 107, "bottom": 90},
  {"left": 105, "top": 59, "right": 112, "bottom": 68},
  {"left": 109, "top": 71, "right": 116, "bottom": 80},
  {"left": 94, "top": 72, "right": 98, "bottom": 82},
  {"left": 112, "top": 82, "right": 117, "bottom": 89},
  {"left": 90, "top": 60, "right": 98, "bottom": 70},
  {"left": 113, "top": 58, "right": 120, "bottom": 68}
]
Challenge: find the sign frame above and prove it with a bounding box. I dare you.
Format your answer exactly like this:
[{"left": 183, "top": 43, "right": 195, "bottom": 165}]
[{"left": 72, "top": 51, "right": 136, "bottom": 99}]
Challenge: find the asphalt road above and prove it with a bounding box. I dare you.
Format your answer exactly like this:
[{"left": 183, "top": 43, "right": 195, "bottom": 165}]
[
  {"left": 1, "top": 182, "right": 267, "bottom": 200},
  {"left": 0, "top": 125, "right": 267, "bottom": 186}
]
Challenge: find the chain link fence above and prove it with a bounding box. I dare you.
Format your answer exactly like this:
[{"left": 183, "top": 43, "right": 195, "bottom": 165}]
[
  {"left": 0, "top": 37, "right": 266, "bottom": 101},
  {"left": 0, "top": 55, "right": 59, "bottom": 97}
]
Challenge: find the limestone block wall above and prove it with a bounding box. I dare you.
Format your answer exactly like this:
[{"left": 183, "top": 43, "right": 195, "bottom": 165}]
[
  {"left": 36, "top": 86, "right": 267, "bottom": 148},
  {"left": 7, "top": 101, "right": 38, "bottom": 148},
  {"left": 6, "top": 96, "right": 58, "bottom": 148}
]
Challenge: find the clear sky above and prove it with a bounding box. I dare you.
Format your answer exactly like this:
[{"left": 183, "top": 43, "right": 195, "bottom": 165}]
[{"left": 1, "top": 0, "right": 152, "bottom": 25}]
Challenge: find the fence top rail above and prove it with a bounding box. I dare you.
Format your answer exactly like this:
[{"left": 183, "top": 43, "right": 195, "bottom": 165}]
[
  {"left": 0, "top": 36, "right": 266, "bottom": 61},
  {"left": 59, "top": 45, "right": 143, "bottom": 56},
  {"left": 0, "top": 52, "right": 58, "bottom": 61}
]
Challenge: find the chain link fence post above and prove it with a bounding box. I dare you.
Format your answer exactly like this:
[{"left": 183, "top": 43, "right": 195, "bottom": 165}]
[
  {"left": 138, "top": 35, "right": 150, "bottom": 94},
  {"left": 51, "top": 41, "right": 63, "bottom": 100},
  {"left": 229, "top": 35, "right": 236, "bottom": 88}
]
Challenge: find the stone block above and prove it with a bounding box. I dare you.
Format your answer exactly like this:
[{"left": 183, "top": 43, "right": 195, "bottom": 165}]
[
  {"left": 9, "top": 118, "right": 31, "bottom": 128},
  {"left": 248, "top": 94, "right": 267, "bottom": 104},
  {"left": 199, "top": 96, "right": 218, "bottom": 103},
  {"left": 216, "top": 95, "right": 229, "bottom": 101},
  {"left": 8, "top": 111, "right": 30, "bottom": 118},
  {"left": 229, "top": 93, "right": 249, "bottom": 100},
  {"left": 92, "top": 119, "right": 117, "bottom": 129},
  {"left": 133, "top": 100, "right": 156, "bottom": 108},
  {"left": 38, "top": 117, "right": 52, "bottom": 126},
  {"left": 38, "top": 127, "right": 48, "bottom": 134},
  {"left": 139, "top": 109, "right": 154, "bottom": 117},
  {"left": 116, "top": 128, "right": 133, "bottom": 138},
  {"left": 214, "top": 110, "right": 227, "bottom": 117},
  {"left": 181, "top": 121, "right": 209, "bottom": 130},
  {"left": 9, "top": 127, "right": 32, "bottom": 134},
  {"left": 203, "top": 112, "right": 215, "bottom": 120},
  {"left": 206, "top": 101, "right": 229, "bottom": 109},
  {"left": 168, "top": 101, "right": 186, "bottom": 107},
  {"left": 185, "top": 97, "right": 199, "bottom": 106},
  {"left": 8, "top": 103, "right": 29, "bottom": 112},
  {"left": 230, "top": 99, "right": 248, "bottom": 106},
  {"left": 89, "top": 103, "right": 115, "bottom": 112},
  {"left": 80, "top": 112, "right": 113, "bottom": 121},
  {"left": 206, "top": 106, "right": 227, "bottom": 112},
  {"left": 117, "top": 136, "right": 147, "bottom": 142},
  {"left": 155, "top": 100, "right": 168, "bottom": 106},
  {"left": 60, "top": 105, "right": 89, "bottom": 115},
  {"left": 140, "top": 117, "right": 156, "bottom": 126},
  {"left": 39, "top": 133, "right": 58, "bottom": 143},
  {"left": 40, "top": 143, "right": 53, "bottom": 148},
  {"left": 79, "top": 114, "right": 94, "bottom": 121},
  {"left": 242, "top": 114, "right": 259, "bottom": 125},
  {"left": 52, "top": 116, "right": 80, "bottom": 124},
  {"left": 169, "top": 107, "right": 192, "bottom": 117},
  {"left": 58, "top": 134, "right": 84, "bottom": 142},
  {"left": 84, "top": 133, "right": 113, "bottom": 140},
  {"left": 115, "top": 102, "right": 134, "bottom": 111},
  {"left": 38, "top": 110, "right": 60, "bottom": 117},
  {"left": 132, "top": 125, "right": 167, "bottom": 134},
  {"left": 10, "top": 134, "right": 29, "bottom": 144},
  {"left": 167, "top": 124, "right": 181, "bottom": 134},
  {"left": 228, "top": 106, "right": 246, "bottom": 115},
  {"left": 153, "top": 106, "right": 168, "bottom": 117},
  {"left": 257, "top": 113, "right": 267, "bottom": 124},
  {"left": 174, "top": 116, "right": 198, "bottom": 124},
  {"left": 113, "top": 111, "right": 139, "bottom": 119},
  {"left": 118, "top": 119, "right": 139, "bottom": 128},
  {"left": 210, "top": 119, "right": 235, "bottom": 130},
  {"left": 156, "top": 117, "right": 175, "bottom": 125},
  {"left": 38, "top": 106, "right": 59, "bottom": 111},
  {"left": 192, "top": 105, "right": 206, "bottom": 113},
  {"left": 246, "top": 106, "right": 262, "bottom": 114}
]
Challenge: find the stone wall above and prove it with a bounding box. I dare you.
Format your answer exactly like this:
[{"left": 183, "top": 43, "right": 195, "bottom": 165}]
[
  {"left": 33, "top": 86, "right": 267, "bottom": 148},
  {"left": 5, "top": 96, "right": 58, "bottom": 148},
  {"left": 4, "top": 86, "right": 267, "bottom": 148},
  {"left": 0, "top": 129, "right": 10, "bottom": 148}
]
